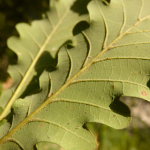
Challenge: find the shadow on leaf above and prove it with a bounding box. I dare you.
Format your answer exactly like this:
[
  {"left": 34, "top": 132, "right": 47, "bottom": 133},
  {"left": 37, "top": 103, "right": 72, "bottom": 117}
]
[
  {"left": 109, "top": 96, "right": 131, "bottom": 117},
  {"left": 20, "top": 51, "right": 57, "bottom": 98}
]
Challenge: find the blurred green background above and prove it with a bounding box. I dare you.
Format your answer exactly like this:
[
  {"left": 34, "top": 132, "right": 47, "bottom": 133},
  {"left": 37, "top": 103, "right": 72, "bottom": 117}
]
[{"left": 0, "top": 1, "right": 150, "bottom": 150}]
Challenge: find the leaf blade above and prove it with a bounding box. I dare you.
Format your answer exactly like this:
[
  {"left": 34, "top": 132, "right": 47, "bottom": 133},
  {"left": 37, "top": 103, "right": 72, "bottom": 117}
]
[
  {"left": 1, "top": 0, "right": 150, "bottom": 149},
  {"left": 0, "top": 0, "right": 90, "bottom": 120}
]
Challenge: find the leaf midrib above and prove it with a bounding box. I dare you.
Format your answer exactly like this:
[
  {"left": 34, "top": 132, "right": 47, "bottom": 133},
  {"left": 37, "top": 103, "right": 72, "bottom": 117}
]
[{"left": 1, "top": 1, "right": 150, "bottom": 145}]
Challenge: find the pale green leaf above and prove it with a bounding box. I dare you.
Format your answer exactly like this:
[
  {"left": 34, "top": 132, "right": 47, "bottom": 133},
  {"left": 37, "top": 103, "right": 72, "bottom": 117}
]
[
  {"left": 1, "top": 0, "right": 150, "bottom": 150},
  {"left": 0, "top": 29, "right": 97, "bottom": 150},
  {"left": 0, "top": 0, "right": 90, "bottom": 120},
  {"left": 36, "top": 142, "right": 62, "bottom": 150}
]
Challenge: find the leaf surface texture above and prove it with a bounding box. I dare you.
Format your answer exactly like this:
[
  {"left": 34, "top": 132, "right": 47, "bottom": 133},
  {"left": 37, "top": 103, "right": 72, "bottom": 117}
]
[
  {"left": 1, "top": 0, "right": 150, "bottom": 149},
  {"left": 0, "top": 0, "right": 89, "bottom": 119}
]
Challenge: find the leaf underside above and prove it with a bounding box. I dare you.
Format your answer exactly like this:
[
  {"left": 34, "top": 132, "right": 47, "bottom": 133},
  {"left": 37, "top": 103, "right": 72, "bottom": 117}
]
[
  {"left": 0, "top": 0, "right": 90, "bottom": 119},
  {"left": 1, "top": 0, "right": 150, "bottom": 150}
]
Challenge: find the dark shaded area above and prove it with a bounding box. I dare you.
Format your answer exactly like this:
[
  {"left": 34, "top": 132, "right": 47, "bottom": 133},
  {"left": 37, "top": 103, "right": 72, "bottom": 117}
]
[
  {"left": 71, "top": 0, "right": 91, "bottom": 16},
  {"left": 146, "top": 79, "right": 150, "bottom": 89},
  {"left": 0, "top": 0, "right": 49, "bottom": 81},
  {"left": 110, "top": 96, "right": 131, "bottom": 117},
  {"left": 73, "top": 21, "right": 89, "bottom": 36},
  {"left": 20, "top": 51, "right": 57, "bottom": 98},
  {"left": 105, "top": 0, "right": 111, "bottom": 3},
  {"left": 20, "top": 39, "right": 73, "bottom": 98},
  {"left": 0, "top": 54, "right": 8, "bottom": 81},
  {"left": 67, "top": 21, "right": 90, "bottom": 50},
  {"left": 82, "top": 123, "right": 89, "bottom": 131},
  {"left": 102, "top": 0, "right": 111, "bottom": 5}
]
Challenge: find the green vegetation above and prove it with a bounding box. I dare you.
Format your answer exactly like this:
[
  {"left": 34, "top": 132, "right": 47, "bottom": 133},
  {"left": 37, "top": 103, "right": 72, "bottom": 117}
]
[
  {"left": 86, "top": 121, "right": 150, "bottom": 150},
  {"left": 99, "top": 125, "right": 150, "bottom": 150},
  {"left": 0, "top": 0, "right": 150, "bottom": 149}
]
